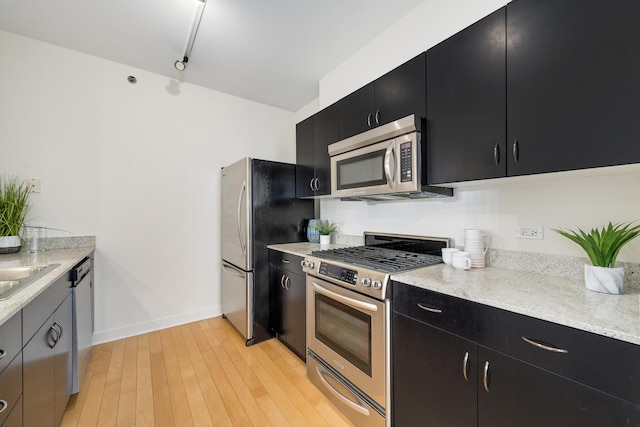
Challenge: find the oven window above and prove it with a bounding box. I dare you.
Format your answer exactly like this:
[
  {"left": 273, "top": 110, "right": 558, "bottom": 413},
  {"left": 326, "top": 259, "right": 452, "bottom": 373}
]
[
  {"left": 315, "top": 293, "right": 372, "bottom": 376},
  {"left": 336, "top": 149, "right": 386, "bottom": 190}
]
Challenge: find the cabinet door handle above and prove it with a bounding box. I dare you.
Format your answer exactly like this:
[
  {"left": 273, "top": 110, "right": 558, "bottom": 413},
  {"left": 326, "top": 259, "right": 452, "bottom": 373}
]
[
  {"left": 493, "top": 143, "right": 500, "bottom": 166},
  {"left": 512, "top": 139, "right": 519, "bottom": 163},
  {"left": 417, "top": 303, "right": 442, "bottom": 314},
  {"left": 375, "top": 110, "right": 381, "bottom": 125},
  {"left": 309, "top": 179, "right": 314, "bottom": 192},
  {"left": 285, "top": 277, "right": 291, "bottom": 290},
  {"left": 483, "top": 361, "right": 490, "bottom": 392},
  {"left": 521, "top": 336, "right": 568, "bottom": 354},
  {"left": 54, "top": 322, "right": 64, "bottom": 343},
  {"left": 314, "top": 178, "right": 319, "bottom": 191},
  {"left": 49, "top": 325, "right": 59, "bottom": 348},
  {"left": 367, "top": 113, "right": 373, "bottom": 128},
  {"left": 462, "top": 351, "right": 470, "bottom": 381},
  {"left": 0, "top": 400, "right": 7, "bottom": 415},
  {"left": 0, "top": 349, "right": 5, "bottom": 360},
  {"left": 280, "top": 275, "right": 286, "bottom": 289}
]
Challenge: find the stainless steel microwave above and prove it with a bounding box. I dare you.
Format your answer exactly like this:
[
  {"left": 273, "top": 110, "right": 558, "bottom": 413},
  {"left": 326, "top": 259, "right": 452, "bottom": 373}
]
[{"left": 329, "top": 115, "right": 452, "bottom": 200}]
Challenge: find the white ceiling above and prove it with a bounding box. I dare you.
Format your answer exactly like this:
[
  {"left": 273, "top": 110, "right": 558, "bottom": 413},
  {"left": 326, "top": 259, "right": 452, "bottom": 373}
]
[{"left": 0, "top": 0, "right": 426, "bottom": 111}]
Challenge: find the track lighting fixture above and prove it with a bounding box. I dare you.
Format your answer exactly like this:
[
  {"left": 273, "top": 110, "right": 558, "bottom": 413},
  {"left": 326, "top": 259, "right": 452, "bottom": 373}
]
[{"left": 174, "top": 0, "right": 207, "bottom": 71}]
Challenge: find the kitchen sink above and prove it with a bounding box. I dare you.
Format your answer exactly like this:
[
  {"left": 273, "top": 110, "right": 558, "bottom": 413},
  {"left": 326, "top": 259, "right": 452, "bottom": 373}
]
[{"left": 0, "top": 264, "right": 60, "bottom": 300}]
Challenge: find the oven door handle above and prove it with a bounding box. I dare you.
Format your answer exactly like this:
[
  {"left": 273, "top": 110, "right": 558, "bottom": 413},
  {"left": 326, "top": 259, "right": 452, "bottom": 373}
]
[
  {"left": 311, "top": 282, "right": 378, "bottom": 312},
  {"left": 315, "top": 365, "right": 371, "bottom": 416}
]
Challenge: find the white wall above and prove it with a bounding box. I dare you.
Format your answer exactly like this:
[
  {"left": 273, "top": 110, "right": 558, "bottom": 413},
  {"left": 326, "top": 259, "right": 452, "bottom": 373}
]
[
  {"left": 316, "top": 0, "right": 640, "bottom": 264},
  {"left": 0, "top": 31, "right": 296, "bottom": 343}
]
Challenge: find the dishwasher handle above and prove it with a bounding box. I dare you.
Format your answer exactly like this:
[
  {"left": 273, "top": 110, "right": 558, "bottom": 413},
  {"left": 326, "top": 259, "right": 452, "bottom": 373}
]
[{"left": 70, "top": 256, "right": 94, "bottom": 284}]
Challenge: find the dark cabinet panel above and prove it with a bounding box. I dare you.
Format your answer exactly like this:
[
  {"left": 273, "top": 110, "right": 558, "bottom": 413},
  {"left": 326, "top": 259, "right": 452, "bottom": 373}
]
[
  {"left": 506, "top": 0, "right": 640, "bottom": 176},
  {"left": 295, "top": 116, "right": 316, "bottom": 198},
  {"left": 393, "top": 312, "right": 477, "bottom": 427},
  {"left": 269, "top": 250, "right": 306, "bottom": 360},
  {"left": 339, "top": 53, "right": 426, "bottom": 140},
  {"left": 477, "top": 346, "right": 640, "bottom": 427},
  {"left": 295, "top": 103, "right": 339, "bottom": 197},
  {"left": 426, "top": 8, "right": 506, "bottom": 184},
  {"left": 338, "top": 83, "right": 374, "bottom": 140}
]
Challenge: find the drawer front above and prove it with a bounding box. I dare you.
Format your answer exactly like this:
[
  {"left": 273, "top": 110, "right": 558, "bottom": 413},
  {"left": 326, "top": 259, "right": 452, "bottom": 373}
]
[
  {"left": 0, "top": 312, "right": 21, "bottom": 376},
  {"left": 0, "top": 396, "right": 21, "bottom": 427},
  {"left": 0, "top": 354, "right": 22, "bottom": 427},
  {"left": 481, "top": 306, "right": 640, "bottom": 405},
  {"left": 392, "top": 281, "right": 480, "bottom": 340},
  {"left": 268, "top": 250, "right": 304, "bottom": 275},
  {"left": 23, "top": 274, "right": 71, "bottom": 344}
]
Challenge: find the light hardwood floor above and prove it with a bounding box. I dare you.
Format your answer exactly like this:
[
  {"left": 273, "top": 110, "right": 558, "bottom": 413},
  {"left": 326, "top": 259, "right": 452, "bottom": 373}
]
[{"left": 61, "top": 316, "right": 355, "bottom": 427}]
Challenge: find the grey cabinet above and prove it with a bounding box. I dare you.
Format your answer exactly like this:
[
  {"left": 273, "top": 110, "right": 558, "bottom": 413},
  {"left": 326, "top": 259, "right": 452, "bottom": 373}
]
[
  {"left": 392, "top": 281, "right": 640, "bottom": 426},
  {"left": 0, "top": 315, "right": 22, "bottom": 427},
  {"left": 23, "top": 275, "right": 73, "bottom": 427}
]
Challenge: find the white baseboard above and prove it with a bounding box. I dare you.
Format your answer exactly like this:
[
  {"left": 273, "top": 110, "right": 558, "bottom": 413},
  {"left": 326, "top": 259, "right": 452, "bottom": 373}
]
[{"left": 92, "top": 305, "right": 222, "bottom": 345}]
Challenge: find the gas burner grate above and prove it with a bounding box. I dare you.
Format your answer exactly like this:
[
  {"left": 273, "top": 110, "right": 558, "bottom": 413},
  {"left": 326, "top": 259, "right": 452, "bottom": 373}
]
[{"left": 311, "top": 245, "right": 442, "bottom": 273}]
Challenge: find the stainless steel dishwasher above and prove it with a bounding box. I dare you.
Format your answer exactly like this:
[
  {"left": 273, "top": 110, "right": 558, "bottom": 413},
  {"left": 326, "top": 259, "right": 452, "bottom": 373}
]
[{"left": 70, "top": 255, "right": 94, "bottom": 394}]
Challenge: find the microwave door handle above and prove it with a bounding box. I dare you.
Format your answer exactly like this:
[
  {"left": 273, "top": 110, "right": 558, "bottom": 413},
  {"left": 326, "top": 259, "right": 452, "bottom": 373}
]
[
  {"left": 384, "top": 141, "right": 395, "bottom": 188},
  {"left": 237, "top": 181, "right": 247, "bottom": 256}
]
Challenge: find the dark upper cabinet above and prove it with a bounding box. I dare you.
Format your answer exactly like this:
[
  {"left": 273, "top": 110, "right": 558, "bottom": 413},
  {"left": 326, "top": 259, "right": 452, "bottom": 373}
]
[
  {"left": 426, "top": 8, "right": 506, "bottom": 184},
  {"left": 295, "top": 102, "right": 339, "bottom": 197},
  {"left": 506, "top": 0, "right": 640, "bottom": 176},
  {"left": 339, "top": 53, "right": 426, "bottom": 140},
  {"left": 427, "top": 0, "right": 640, "bottom": 184}
]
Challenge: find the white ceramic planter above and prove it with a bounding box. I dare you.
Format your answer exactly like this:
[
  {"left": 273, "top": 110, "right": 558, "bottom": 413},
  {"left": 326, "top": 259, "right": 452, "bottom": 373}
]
[
  {"left": 0, "top": 236, "right": 21, "bottom": 254},
  {"left": 584, "top": 265, "right": 624, "bottom": 294},
  {"left": 319, "top": 234, "right": 331, "bottom": 246}
]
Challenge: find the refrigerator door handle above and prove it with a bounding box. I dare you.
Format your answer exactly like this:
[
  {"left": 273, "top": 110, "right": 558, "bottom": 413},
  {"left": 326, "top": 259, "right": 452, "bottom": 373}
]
[{"left": 237, "top": 180, "right": 247, "bottom": 256}]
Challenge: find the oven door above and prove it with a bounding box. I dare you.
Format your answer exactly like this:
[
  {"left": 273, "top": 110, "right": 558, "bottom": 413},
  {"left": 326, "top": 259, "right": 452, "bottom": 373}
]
[
  {"left": 330, "top": 132, "right": 421, "bottom": 198},
  {"left": 306, "top": 275, "right": 387, "bottom": 407}
]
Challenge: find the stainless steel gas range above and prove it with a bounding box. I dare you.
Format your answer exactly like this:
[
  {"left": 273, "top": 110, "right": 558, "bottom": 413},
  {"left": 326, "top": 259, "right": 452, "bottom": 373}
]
[{"left": 301, "top": 232, "right": 450, "bottom": 427}]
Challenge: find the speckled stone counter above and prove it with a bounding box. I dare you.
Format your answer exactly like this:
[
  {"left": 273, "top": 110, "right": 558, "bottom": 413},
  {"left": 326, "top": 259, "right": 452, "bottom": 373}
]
[
  {"left": 0, "top": 239, "right": 95, "bottom": 326},
  {"left": 392, "top": 264, "right": 640, "bottom": 346}
]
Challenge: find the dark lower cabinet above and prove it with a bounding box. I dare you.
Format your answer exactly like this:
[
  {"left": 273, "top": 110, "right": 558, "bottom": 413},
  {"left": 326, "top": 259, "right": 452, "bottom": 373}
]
[
  {"left": 392, "top": 281, "right": 640, "bottom": 427},
  {"left": 23, "top": 292, "right": 72, "bottom": 427},
  {"left": 269, "top": 250, "right": 306, "bottom": 360},
  {"left": 478, "top": 346, "right": 640, "bottom": 427},
  {"left": 393, "top": 312, "right": 477, "bottom": 427}
]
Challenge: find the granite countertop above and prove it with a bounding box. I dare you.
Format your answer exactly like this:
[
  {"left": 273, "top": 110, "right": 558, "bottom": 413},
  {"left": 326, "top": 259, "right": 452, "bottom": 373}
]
[
  {"left": 0, "top": 244, "right": 95, "bottom": 326},
  {"left": 269, "top": 242, "right": 640, "bottom": 346},
  {"left": 393, "top": 264, "right": 640, "bottom": 346}
]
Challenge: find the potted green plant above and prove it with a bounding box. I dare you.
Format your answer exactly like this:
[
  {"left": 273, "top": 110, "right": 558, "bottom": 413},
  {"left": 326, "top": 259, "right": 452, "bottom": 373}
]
[
  {"left": 553, "top": 222, "right": 640, "bottom": 294},
  {"left": 313, "top": 220, "right": 339, "bottom": 245},
  {"left": 0, "top": 175, "right": 31, "bottom": 254}
]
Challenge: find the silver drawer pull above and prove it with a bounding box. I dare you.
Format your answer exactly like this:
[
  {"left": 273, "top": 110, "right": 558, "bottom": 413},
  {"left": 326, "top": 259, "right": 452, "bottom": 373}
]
[
  {"left": 462, "top": 351, "right": 469, "bottom": 381},
  {"left": 417, "top": 303, "right": 442, "bottom": 314},
  {"left": 0, "top": 349, "right": 5, "bottom": 360},
  {"left": 0, "top": 399, "right": 7, "bottom": 414},
  {"left": 521, "top": 336, "right": 568, "bottom": 354},
  {"left": 282, "top": 259, "right": 290, "bottom": 264}
]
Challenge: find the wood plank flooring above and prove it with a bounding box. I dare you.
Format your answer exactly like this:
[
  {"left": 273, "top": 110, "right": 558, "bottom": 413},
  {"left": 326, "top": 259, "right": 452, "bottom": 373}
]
[{"left": 61, "top": 316, "right": 355, "bottom": 427}]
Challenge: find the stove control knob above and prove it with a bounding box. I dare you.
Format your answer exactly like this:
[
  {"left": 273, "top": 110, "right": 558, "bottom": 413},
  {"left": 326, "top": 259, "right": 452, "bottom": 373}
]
[
  {"left": 300, "top": 260, "right": 306, "bottom": 268},
  {"left": 308, "top": 261, "right": 314, "bottom": 269},
  {"left": 372, "top": 280, "right": 382, "bottom": 290},
  {"left": 361, "top": 278, "right": 372, "bottom": 287}
]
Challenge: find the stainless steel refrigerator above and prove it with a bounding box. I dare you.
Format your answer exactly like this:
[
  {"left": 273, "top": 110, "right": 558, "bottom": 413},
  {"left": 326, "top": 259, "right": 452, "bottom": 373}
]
[{"left": 221, "top": 157, "right": 314, "bottom": 345}]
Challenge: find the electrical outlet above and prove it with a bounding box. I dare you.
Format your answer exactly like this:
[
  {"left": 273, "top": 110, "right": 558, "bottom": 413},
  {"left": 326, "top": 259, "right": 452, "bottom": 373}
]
[
  {"left": 26, "top": 179, "right": 41, "bottom": 193},
  {"left": 515, "top": 225, "right": 544, "bottom": 240}
]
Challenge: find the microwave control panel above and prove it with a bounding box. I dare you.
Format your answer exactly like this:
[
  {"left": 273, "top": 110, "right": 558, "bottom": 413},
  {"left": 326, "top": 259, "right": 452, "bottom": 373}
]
[{"left": 400, "top": 141, "right": 413, "bottom": 182}]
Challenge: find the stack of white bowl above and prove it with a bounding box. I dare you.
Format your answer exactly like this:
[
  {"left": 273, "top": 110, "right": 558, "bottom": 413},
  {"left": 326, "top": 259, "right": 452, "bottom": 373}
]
[{"left": 464, "top": 229, "right": 491, "bottom": 268}]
